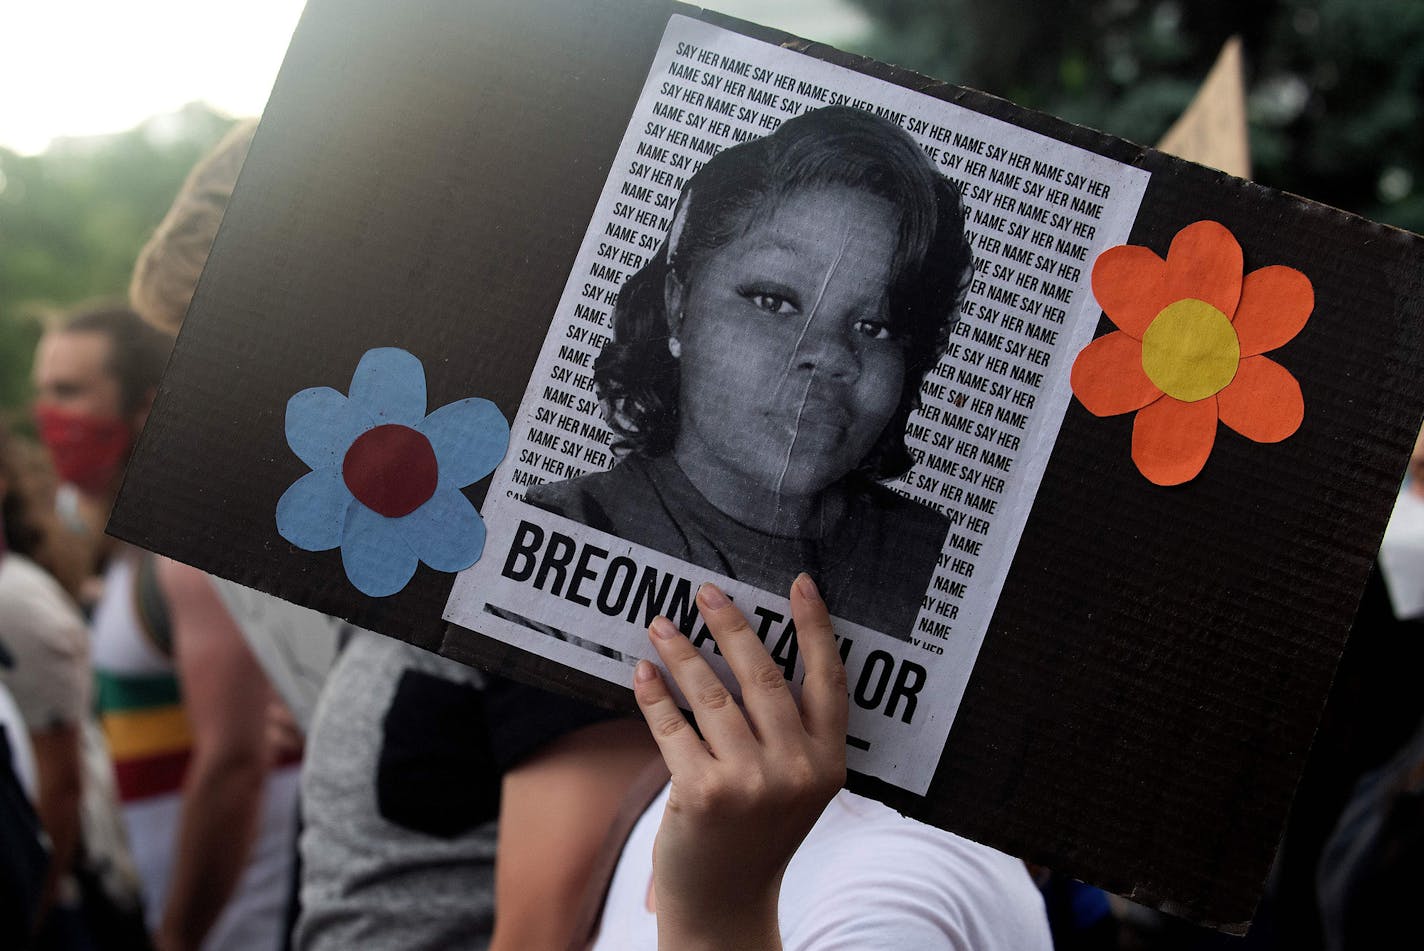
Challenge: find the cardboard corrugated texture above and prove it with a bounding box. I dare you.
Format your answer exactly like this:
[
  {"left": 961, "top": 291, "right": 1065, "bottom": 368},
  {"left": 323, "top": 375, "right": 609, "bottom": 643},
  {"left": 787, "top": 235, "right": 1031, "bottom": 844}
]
[{"left": 109, "top": 0, "right": 1424, "bottom": 927}]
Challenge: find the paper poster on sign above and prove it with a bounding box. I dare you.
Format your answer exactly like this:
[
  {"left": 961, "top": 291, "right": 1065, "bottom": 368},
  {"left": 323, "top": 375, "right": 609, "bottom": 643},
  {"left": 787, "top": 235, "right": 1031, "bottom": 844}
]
[{"left": 443, "top": 15, "right": 1150, "bottom": 794}]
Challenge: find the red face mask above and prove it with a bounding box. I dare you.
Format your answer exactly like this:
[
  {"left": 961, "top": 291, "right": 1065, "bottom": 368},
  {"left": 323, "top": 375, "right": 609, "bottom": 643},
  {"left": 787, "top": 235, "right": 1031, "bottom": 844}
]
[{"left": 34, "top": 404, "right": 134, "bottom": 496}]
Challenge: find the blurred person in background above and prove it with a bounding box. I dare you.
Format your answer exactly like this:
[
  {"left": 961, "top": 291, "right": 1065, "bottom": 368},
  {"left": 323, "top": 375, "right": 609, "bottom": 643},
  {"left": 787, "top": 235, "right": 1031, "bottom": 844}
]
[
  {"left": 4, "top": 436, "right": 96, "bottom": 607},
  {"left": 3, "top": 419, "right": 122, "bottom": 947},
  {"left": 0, "top": 421, "right": 86, "bottom": 930},
  {"left": 0, "top": 669, "right": 49, "bottom": 947},
  {"left": 2, "top": 419, "right": 146, "bottom": 950},
  {"left": 32, "top": 304, "right": 299, "bottom": 951}
]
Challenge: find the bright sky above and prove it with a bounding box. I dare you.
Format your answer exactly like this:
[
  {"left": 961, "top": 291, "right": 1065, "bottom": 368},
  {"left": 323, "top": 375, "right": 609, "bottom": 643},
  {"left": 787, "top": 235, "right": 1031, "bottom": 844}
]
[
  {"left": 2, "top": 1, "right": 306, "bottom": 155},
  {"left": 0, "top": 0, "right": 870, "bottom": 156}
]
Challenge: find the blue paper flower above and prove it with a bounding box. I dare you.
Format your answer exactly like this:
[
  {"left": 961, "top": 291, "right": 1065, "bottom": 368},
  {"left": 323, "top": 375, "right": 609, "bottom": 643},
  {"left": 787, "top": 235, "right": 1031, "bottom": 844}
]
[{"left": 276, "top": 347, "right": 510, "bottom": 597}]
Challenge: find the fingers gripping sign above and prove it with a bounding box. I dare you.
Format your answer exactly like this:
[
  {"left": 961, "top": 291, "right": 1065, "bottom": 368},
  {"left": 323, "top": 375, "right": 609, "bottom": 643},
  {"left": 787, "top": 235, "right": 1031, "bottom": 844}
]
[{"left": 632, "top": 574, "right": 849, "bottom": 950}]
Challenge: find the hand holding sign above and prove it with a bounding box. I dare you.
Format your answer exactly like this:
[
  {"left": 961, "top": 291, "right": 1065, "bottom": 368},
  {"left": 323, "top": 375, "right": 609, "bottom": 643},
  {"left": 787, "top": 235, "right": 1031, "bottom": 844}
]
[{"left": 633, "top": 575, "right": 847, "bottom": 950}]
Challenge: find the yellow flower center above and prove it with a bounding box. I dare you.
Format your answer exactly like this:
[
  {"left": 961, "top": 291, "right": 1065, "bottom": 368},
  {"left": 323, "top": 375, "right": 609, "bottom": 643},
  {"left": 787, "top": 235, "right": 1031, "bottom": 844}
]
[{"left": 1140, "top": 298, "right": 1240, "bottom": 402}]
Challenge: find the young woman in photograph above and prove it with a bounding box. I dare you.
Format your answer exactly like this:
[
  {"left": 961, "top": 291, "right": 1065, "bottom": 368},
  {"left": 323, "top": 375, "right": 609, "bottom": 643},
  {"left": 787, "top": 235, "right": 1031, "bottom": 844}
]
[{"left": 529, "top": 105, "right": 971, "bottom": 638}]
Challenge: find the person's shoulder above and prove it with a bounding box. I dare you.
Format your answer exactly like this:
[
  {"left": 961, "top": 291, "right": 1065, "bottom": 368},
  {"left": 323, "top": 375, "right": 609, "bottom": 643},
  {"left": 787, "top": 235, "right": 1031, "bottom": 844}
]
[
  {"left": 806, "top": 791, "right": 1029, "bottom": 887},
  {"left": 524, "top": 457, "right": 663, "bottom": 530},
  {"left": 153, "top": 555, "right": 216, "bottom": 603},
  {"left": 861, "top": 481, "right": 949, "bottom": 518},
  {"left": 781, "top": 791, "right": 1052, "bottom": 950},
  {"left": 0, "top": 556, "right": 89, "bottom": 729},
  {"left": 855, "top": 482, "right": 953, "bottom": 543},
  {"left": 524, "top": 469, "right": 611, "bottom": 511},
  {"left": 0, "top": 555, "right": 85, "bottom": 645},
  {"left": 0, "top": 553, "right": 70, "bottom": 601},
  {"left": 524, "top": 472, "right": 611, "bottom": 530}
]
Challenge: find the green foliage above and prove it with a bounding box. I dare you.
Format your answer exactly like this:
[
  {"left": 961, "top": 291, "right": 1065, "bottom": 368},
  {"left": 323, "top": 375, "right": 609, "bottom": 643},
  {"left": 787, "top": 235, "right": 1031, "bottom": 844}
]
[
  {"left": 846, "top": 0, "right": 1424, "bottom": 231},
  {"left": 0, "top": 103, "right": 236, "bottom": 421}
]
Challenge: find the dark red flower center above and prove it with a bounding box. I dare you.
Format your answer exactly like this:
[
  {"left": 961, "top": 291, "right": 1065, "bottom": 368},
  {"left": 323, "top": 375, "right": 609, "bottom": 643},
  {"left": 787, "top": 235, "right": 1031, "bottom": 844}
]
[{"left": 342, "top": 424, "right": 439, "bottom": 518}]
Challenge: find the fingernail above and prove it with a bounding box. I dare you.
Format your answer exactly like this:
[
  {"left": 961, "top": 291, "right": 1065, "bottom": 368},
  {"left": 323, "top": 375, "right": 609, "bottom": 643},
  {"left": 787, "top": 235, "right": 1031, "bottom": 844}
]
[
  {"left": 698, "top": 583, "right": 731, "bottom": 609},
  {"left": 650, "top": 615, "right": 679, "bottom": 640},
  {"left": 795, "top": 573, "right": 821, "bottom": 603},
  {"left": 635, "top": 659, "right": 658, "bottom": 682}
]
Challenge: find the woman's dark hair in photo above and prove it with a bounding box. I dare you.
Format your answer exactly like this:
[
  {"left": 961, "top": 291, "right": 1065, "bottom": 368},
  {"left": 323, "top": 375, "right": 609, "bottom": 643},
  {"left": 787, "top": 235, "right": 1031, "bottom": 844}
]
[{"left": 594, "top": 104, "right": 973, "bottom": 483}]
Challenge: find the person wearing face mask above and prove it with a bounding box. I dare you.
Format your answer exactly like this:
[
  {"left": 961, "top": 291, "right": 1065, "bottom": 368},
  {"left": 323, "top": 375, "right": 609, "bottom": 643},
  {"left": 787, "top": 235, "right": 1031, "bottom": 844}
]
[
  {"left": 31, "top": 306, "right": 300, "bottom": 951},
  {"left": 32, "top": 308, "right": 170, "bottom": 550}
]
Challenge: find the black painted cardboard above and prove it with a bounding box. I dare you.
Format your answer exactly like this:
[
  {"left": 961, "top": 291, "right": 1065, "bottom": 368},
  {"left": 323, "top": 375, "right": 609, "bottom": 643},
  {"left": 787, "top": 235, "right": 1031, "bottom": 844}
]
[{"left": 109, "top": 0, "right": 1424, "bottom": 928}]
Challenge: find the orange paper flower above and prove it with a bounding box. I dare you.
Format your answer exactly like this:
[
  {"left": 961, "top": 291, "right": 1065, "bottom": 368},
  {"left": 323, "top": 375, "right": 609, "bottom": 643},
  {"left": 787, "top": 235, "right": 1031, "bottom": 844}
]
[{"left": 1070, "top": 220, "right": 1311, "bottom": 485}]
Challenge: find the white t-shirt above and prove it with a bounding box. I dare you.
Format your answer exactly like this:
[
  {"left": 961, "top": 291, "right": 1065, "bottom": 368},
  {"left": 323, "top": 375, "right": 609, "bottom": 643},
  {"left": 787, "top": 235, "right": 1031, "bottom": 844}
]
[
  {"left": 0, "top": 553, "right": 89, "bottom": 731},
  {"left": 591, "top": 785, "right": 1054, "bottom": 950}
]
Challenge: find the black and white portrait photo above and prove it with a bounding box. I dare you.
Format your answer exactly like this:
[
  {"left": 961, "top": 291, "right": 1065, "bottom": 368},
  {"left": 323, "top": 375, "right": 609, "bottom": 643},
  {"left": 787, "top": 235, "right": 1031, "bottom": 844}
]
[{"left": 527, "top": 105, "right": 972, "bottom": 638}]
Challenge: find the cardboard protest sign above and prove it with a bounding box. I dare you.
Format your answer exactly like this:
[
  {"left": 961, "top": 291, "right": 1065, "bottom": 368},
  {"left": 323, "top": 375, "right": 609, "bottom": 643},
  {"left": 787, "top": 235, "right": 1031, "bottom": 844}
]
[{"left": 109, "top": 0, "right": 1424, "bottom": 928}]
